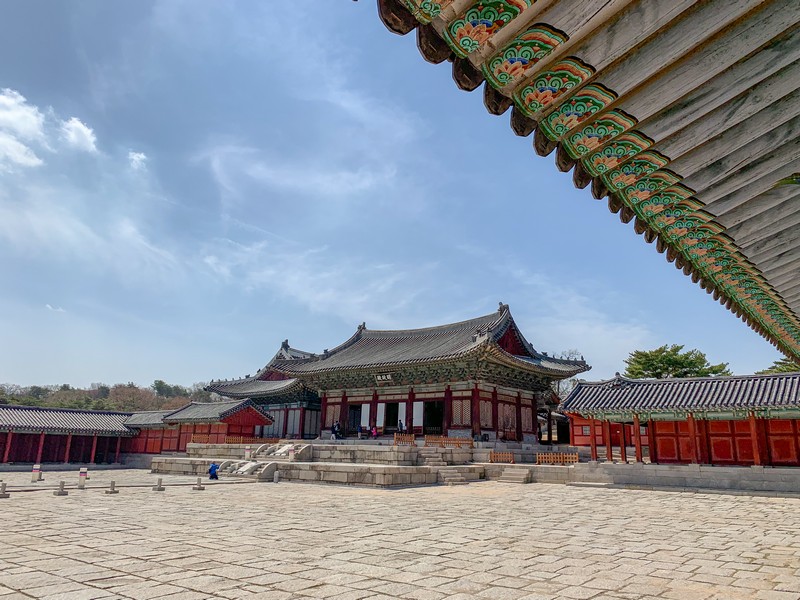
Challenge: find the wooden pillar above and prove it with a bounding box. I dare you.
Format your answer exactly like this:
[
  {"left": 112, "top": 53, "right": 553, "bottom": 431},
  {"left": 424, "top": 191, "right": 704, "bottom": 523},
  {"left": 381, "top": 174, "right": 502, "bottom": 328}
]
[
  {"left": 687, "top": 414, "right": 698, "bottom": 464},
  {"left": 2, "top": 431, "right": 13, "bottom": 463},
  {"left": 632, "top": 415, "right": 643, "bottom": 463},
  {"left": 104, "top": 436, "right": 111, "bottom": 463},
  {"left": 114, "top": 437, "right": 122, "bottom": 463},
  {"left": 547, "top": 409, "right": 553, "bottom": 446},
  {"left": 749, "top": 412, "right": 763, "bottom": 466},
  {"left": 603, "top": 420, "right": 613, "bottom": 461},
  {"left": 282, "top": 408, "right": 290, "bottom": 439},
  {"left": 298, "top": 406, "right": 306, "bottom": 439},
  {"left": 698, "top": 419, "right": 710, "bottom": 464},
  {"left": 339, "top": 391, "right": 349, "bottom": 435},
  {"left": 369, "top": 390, "right": 378, "bottom": 429},
  {"left": 64, "top": 433, "right": 73, "bottom": 463},
  {"left": 491, "top": 388, "right": 499, "bottom": 436},
  {"left": 471, "top": 383, "right": 481, "bottom": 437},
  {"left": 589, "top": 417, "right": 598, "bottom": 461},
  {"left": 35, "top": 432, "right": 46, "bottom": 463},
  {"left": 648, "top": 419, "right": 658, "bottom": 463},
  {"left": 619, "top": 424, "right": 628, "bottom": 463},
  {"left": 89, "top": 435, "right": 98, "bottom": 464},
  {"left": 321, "top": 392, "right": 329, "bottom": 430},
  {"left": 406, "top": 389, "right": 414, "bottom": 431},
  {"left": 515, "top": 392, "right": 523, "bottom": 443},
  {"left": 444, "top": 386, "right": 453, "bottom": 433},
  {"left": 159, "top": 427, "right": 166, "bottom": 453}
]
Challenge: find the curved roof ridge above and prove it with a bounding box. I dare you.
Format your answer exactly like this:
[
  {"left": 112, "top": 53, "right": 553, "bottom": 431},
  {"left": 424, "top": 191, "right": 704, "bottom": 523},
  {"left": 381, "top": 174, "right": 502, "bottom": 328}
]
[
  {"left": 361, "top": 306, "right": 509, "bottom": 337},
  {"left": 576, "top": 371, "right": 800, "bottom": 387},
  {"left": 0, "top": 404, "right": 132, "bottom": 416}
]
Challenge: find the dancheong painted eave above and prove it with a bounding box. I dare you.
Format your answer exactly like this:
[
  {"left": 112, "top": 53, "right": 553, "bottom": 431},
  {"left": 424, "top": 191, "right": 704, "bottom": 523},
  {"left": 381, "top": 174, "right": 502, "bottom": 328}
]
[{"left": 376, "top": 0, "right": 800, "bottom": 362}]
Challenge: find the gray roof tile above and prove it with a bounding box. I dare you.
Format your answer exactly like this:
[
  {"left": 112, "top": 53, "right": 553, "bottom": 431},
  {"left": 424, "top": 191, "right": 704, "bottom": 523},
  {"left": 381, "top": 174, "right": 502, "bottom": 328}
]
[{"left": 0, "top": 405, "right": 135, "bottom": 436}]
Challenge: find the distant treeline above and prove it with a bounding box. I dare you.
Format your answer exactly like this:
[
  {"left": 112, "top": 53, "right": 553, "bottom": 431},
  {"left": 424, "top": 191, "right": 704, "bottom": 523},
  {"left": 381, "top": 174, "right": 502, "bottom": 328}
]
[{"left": 0, "top": 380, "right": 214, "bottom": 412}]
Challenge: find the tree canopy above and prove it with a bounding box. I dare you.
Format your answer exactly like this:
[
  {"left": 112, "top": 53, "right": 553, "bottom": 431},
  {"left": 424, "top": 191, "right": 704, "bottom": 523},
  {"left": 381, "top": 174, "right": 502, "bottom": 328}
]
[
  {"left": 623, "top": 345, "right": 731, "bottom": 379},
  {"left": 756, "top": 357, "right": 800, "bottom": 375}
]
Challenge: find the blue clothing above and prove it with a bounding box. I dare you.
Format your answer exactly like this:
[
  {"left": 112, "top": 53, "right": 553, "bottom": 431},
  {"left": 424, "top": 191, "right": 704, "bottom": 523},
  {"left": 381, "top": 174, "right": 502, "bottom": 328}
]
[{"left": 208, "top": 463, "right": 219, "bottom": 480}]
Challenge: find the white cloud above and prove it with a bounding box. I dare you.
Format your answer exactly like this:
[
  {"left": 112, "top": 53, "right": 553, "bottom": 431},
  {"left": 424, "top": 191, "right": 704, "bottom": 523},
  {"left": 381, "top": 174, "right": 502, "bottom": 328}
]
[
  {"left": 128, "top": 151, "right": 147, "bottom": 170},
  {"left": 0, "top": 89, "right": 46, "bottom": 141},
  {"left": 0, "top": 131, "right": 43, "bottom": 169},
  {"left": 60, "top": 117, "right": 97, "bottom": 152},
  {"left": 45, "top": 304, "right": 66, "bottom": 313}
]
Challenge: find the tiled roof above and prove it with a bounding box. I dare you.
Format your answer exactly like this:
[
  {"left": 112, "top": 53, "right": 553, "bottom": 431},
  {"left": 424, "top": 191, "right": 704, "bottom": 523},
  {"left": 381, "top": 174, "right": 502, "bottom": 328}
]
[
  {"left": 376, "top": 1, "right": 800, "bottom": 363},
  {"left": 562, "top": 373, "right": 800, "bottom": 416},
  {"left": 0, "top": 405, "right": 135, "bottom": 436},
  {"left": 273, "top": 305, "right": 589, "bottom": 378},
  {"left": 163, "top": 399, "right": 272, "bottom": 424},
  {"left": 205, "top": 378, "right": 301, "bottom": 399},
  {"left": 124, "top": 410, "right": 175, "bottom": 428}
]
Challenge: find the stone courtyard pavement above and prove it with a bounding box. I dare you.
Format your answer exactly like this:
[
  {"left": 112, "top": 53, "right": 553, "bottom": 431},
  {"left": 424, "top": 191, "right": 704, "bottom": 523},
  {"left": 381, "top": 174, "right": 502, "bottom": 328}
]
[{"left": 1, "top": 470, "right": 799, "bottom": 600}]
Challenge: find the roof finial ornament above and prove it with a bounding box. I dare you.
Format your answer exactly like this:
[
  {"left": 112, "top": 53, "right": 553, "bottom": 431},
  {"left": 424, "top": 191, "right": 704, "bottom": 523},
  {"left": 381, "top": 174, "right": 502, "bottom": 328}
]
[
  {"left": 615, "top": 372, "right": 621, "bottom": 377},
  {"left": 282, "top": 339, "right": 289, "bottom": 349},
  {"left": 358, "top": 322, "right": 366, "bottom": 332},
  {"left": 498, "top": 302, "right": 508, "bottom": 312}
]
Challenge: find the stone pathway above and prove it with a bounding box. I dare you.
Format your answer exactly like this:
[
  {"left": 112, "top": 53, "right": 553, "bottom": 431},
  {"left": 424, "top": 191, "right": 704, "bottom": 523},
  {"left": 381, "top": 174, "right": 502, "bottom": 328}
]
[{"left": 1, "top": 469, "right": 799, "bottom": 599}]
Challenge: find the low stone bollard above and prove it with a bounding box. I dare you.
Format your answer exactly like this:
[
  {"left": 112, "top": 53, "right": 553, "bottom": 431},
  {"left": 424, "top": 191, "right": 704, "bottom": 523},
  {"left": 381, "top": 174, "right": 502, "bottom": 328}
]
[
  {"left": 31, "top": 464, "right": 43, "bottom": 483},
  {"left": 53, "top": 481, "right": 68, "bottom": 497},
  {"left": 152, "top": 478, "right": 165, "bottom": 492},
  {"left": 77, "top": 468, "right": 88, "bottom": 490},
  {"left": 244, "top": 445, "right": 252, "bottom": 460},
  {"left": 0, "top": 482, "right": 9, "bottom": 499},
  {"left": 273, "top": 470, "right": 279, "bottom": 483},
  {"left": 104, "top": 480, "right": 119, "bottom": 495},
  {"left": 192, "top": 477, "right": 205, "bottom": 491}
]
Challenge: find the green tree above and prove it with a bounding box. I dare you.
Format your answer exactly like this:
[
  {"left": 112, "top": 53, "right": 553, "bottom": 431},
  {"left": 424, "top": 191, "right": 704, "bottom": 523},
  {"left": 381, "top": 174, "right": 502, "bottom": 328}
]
[
  {"left": 623, "top": 345, "right": 731, "bottom": 379},
  {"left": 756, "top": 357, "right": 800, "bottom": 374}
]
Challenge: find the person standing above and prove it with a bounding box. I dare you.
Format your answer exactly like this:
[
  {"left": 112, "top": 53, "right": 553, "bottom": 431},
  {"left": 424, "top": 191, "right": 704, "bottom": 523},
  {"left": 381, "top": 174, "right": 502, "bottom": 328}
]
[
  {"left": 208, "top": 462, "right": 219, "bottom": 480},
  {"left": 398, "top": 420, "right": 404, "bottom": 434}
]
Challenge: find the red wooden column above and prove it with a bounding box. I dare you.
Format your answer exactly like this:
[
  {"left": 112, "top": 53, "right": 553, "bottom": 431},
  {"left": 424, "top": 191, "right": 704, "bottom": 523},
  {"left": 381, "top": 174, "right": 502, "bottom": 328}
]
[
  {"left": 589, "top": 417, "right": 598, "bottom": 461},
  {"left": 369, "top": 390, "right": 378, "bottom": 429},
  {"left": 491, "top": 388, "right": 499, "bottom": 436},
  {"left": 603, "top": 420, "right": 613, "bottom": 461},
  {"left": 632, "top": 415, "right": 643, "bottom": 463},
  {"left": 444, "top": 386, "right": 453, "bottom": 432},
  {"left": 749, "top": 412, "right": 763, "bottom": 466},
  {"left": 648, "top": 419, "right": 658, "bottom": 463},
  {"left": 406, "top": 388, "right": 414, "bottom": 432},
  {"left": 298, "top": 406, "right": 306, "bottom": 439},
  {"left": 321, "top": 392, "right": 329, "bottom": 430},
  {"left": 471, "top": 384, "right": 481, "bottom": 437},
  {"left": 515, "top": 392, "right": 523, "bottom": 443},
  {"left": 35, "top": 432, "right": 46, "bottom": 463},
  {"left": 282, "top": 408, "right": 290, "bottom": 439},
  {"left": 339, "top": 391, "right": 349, "bottom": 435},
  {"left": 63, "top": 434, "right": 73, "bottom": 463},
  {"left": 114, "top": 437, "right": 122, "bottom": 463},
  {"left": 687, "top": 414, "right": 698, "bottom": 464},
  {"left": 547, "top": 410, "right": 553, "bottom": 446},
  {"left": 89, "top": 435, "right": 98, "bottom": 464},
  {"left": 2, "top": 431, "right": 13, "bottom": 463},
  {"left": 619, "top": 425, "right": 628, "bottom": 463}
]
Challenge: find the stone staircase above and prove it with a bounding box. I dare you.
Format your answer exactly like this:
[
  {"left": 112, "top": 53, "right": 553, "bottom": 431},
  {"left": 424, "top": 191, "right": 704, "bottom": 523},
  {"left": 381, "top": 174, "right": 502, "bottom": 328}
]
[
  {"left": 498, "top": 467, "right": 531, "bottom": 484},
  {"left": 438, "top": 467, "right": 468, "bottom": 486},
  {"left": 417, "top": 447, "right": 447, "bottom": 467}
]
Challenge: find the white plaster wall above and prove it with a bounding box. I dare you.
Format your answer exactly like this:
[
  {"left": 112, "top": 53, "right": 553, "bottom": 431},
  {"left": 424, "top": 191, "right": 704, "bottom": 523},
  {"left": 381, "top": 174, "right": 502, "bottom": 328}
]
[
  {"left": 360, "top": 404, "right": 370, "bottom": 427},
  {"left": 397, "top": 402, "right": 406, "bottom": 428},
  {"left": 413, "top": 401, "right": 423, "bottom": 423},
  {"left": 377, "top": 403, "right": 385, "bottom": 428}
]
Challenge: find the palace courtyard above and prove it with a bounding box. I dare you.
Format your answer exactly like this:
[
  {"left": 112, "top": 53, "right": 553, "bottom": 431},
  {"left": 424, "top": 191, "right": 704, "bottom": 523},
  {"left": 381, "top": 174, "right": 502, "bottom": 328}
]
[{"left": 0, "top": 470, "right": 799, "bottom": 600}]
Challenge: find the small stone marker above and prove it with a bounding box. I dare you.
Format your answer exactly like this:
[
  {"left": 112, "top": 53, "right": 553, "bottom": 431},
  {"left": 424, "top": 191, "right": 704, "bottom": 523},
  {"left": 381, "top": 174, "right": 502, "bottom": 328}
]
[
  {"left": 0, "top": 482, "right": 9, "bottom": 499},
  {"left": 77, "top": 468, "right": 88, "bottom": 489},
  {"left": 31, "top": 464, "right": 43, "bottom": 483},
  {"left": 273, "top": 470, "right": 279, "bottom": 483},
  {"left": 53, "top": 481, "right": 68, "bottom": 497},
  {"left": 152, "top": 478, "right": 165, "bottom": 492},
  {"left": 105, "top": 480, "right": 119, "bottom": 495},
  {"left": 192, "top": 477, "right": 205, "bottom": 491},
  {"left": 244, "top": 445, "right": 252, "bottom": 460}
]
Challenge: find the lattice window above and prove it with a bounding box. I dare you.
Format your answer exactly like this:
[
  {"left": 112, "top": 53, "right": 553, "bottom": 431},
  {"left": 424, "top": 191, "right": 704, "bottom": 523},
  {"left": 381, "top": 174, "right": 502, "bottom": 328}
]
[
  {"left": 480, "top": 400, "right": 492, "bottom": 428},
  {"left": 325, "top": 404, "right": 340, "bottom": 428},
  {"left": 452, "top": 399, "right": 469, "bottom": 426},
  {"left": 499, "top": 404, "right": 516, "bottom": 429},
  {"left": 521, "top": 407, "right": 533, "bottom": 432}
]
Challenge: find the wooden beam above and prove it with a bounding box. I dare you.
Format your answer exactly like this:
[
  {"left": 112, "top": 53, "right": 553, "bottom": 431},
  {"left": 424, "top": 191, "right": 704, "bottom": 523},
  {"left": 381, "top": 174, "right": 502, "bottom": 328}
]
[
  {"left": 2, "top": 431, "right": 13, "bottom": 463},
  {"left": 633, "top": 415, "right": 643, "bottom": 463},
  {"left": 483, "top": 83, "right": 512, "bottom": 116},
  {"left": 591, "top": 176, "right": 608, "bottom": 200},
  {"left": 555, "top": 143, "right": 575, "bottom": 172},
  {"left": 533, "top": 127, "right": 557, "bottom": 156},
  {"left": 416, "top": 24, "right": 450, "bottom": 64},
  {"left": 604, "top": 420, "right": 613, "bottom": 461},
  {"left": 452, "top": 57, "right": 484, "bottom": 91},
  {"left": 377, "top": 0, "right": 418, "bottom": 35},
  {"left": 510, "top": 106, "right": 537, "bottom": 137},
  {"left": 64, "top": 433, "right": 72, "bottom": 464},
  {"left": 750, "top": 412, "right": 763, "bottom": 466},
  {"left": 589, "top": 416, "right": 598, "bottom": 461}
]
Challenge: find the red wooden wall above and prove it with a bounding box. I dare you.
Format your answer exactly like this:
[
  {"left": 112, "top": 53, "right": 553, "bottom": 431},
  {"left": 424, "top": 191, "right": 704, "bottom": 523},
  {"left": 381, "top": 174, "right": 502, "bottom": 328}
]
[{"left": 570, "top": 416, "right": 649, "bottom": 448}]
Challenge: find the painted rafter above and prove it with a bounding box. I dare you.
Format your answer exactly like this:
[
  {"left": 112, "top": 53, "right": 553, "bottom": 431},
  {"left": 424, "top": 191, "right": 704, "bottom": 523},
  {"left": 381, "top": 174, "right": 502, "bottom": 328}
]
[{"left": 378, "top": 0, "right": 800, "bottom": 361}]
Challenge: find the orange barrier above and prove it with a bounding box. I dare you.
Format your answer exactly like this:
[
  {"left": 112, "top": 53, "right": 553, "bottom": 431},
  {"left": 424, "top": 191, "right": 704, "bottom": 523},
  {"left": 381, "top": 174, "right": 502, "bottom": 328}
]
[
  {"left": 190, "top": 435, "right": 281, "bottom": 445},
  {"left": 490, "top": 451, "right": 515, "bottom": 464},
  {"left": 536, "top": 452, "right": 579, "bottom": 465},
  {"left": 393, "top": 433, "right": 416, "bottom": 446}
]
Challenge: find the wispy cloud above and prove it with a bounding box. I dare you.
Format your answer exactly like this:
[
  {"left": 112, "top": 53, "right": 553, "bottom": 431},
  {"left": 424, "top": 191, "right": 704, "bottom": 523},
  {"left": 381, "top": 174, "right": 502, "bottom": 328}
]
[
  {"left": 60, "top": 117, "right": 97, "bottom": 153},
  {"left": 45, "top": 304, "right": 66, "bottom": 313},
  {"left": 128, "top": 150, "right": 147, "bottom": 170}
]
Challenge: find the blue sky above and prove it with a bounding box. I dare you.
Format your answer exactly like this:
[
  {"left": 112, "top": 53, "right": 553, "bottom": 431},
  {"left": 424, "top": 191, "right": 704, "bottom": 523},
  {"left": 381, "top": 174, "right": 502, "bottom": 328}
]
[{"left": 0, "top": 2, "right": 784, "bottom": 388}]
